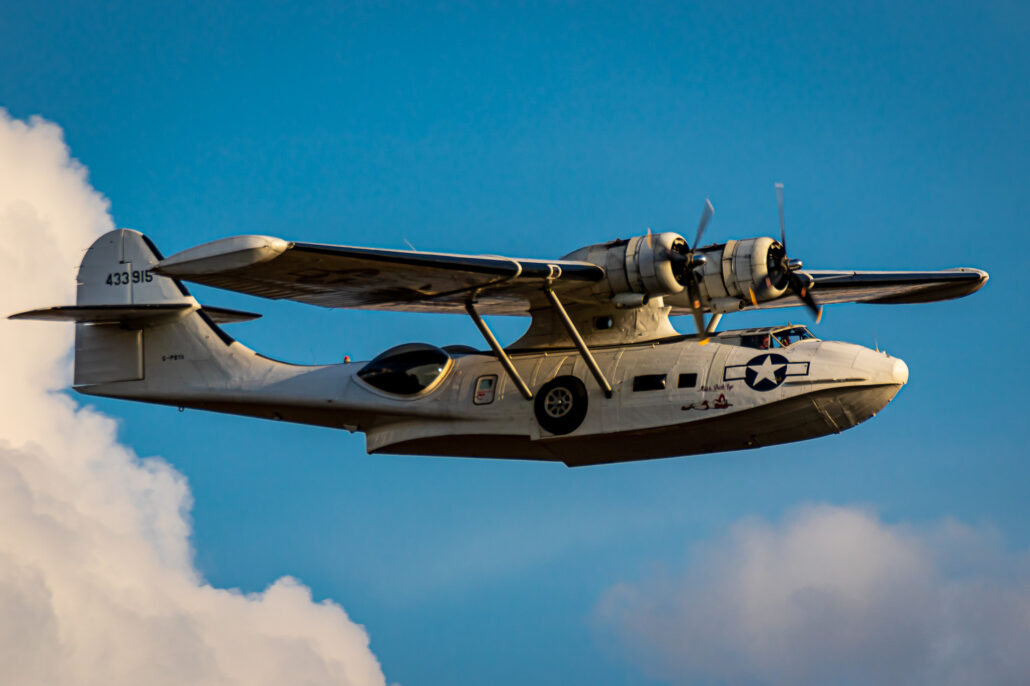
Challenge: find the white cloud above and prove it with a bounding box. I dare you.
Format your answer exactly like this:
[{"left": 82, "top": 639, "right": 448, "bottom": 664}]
[
  {"left": 596, "top": 504, "right": 1030, "bottom": 686},
  {"left": 0, "top": 110, "right": 387, "bottom": 685}
]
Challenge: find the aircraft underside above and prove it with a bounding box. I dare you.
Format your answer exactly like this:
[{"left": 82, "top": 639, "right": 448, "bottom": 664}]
[{"left": 374, "top": 383, "right": 901, "bottom": 465}]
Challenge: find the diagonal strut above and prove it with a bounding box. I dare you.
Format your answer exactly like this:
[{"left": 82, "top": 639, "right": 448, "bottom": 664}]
[
  {"left": 465, "top": 301, "right": 534, "bottom": 401},
  {"left": 543, "top": 287, "right": 613, "bottom": 399}
]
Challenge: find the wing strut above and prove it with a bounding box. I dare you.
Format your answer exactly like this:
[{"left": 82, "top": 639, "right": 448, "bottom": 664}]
[
  {"left": 465, "top": 302, "right": 534, "bottom": 401},
  {"left": 543, "top": 287, "right": 614, "bottom": 399}
]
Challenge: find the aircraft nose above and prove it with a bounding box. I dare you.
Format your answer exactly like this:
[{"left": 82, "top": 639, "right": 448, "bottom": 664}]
[
  {"left": 803, "top": 349, "right": 908, "bottom": 436},
  {"left": 852, "top": 348, "right": 908, "bottom": 387},
  {"left": 891, "top": 358, "right": 909, "bottom": 385}
]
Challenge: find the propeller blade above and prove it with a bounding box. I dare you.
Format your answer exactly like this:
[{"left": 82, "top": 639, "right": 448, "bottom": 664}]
[
  {"left": 801, "top": 290, "right": 821, "bottom": 319},
  {"left": 789, "top": 271, "right": 821, "bottom": 319},
  {"left": 645, "top": 227, "right": 652, "bottom": 249},
  {"left": 693, "top": 307, "right": 709, "bottom": 345},
  {"left": 775, "top": 182, "right": 786, "bottom": 251},
  {"left": 693, "top": 199, "right": 714, "bottom": 250},
  {"left": 686, "top": 279, "right": 709, "bottom": 344}
]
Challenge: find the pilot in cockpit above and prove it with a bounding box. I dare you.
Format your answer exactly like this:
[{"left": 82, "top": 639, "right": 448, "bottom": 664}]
[
  {"left": 741, "top": 333, "right": 774, "bottom": 349},
  {"left": 777, "top": 327, "right": 816, "bottom": 347}
]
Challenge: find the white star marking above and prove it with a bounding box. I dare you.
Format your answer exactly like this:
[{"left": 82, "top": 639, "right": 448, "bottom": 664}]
[{"left": 749, "top": 356, "right": 786, "bottom": 385}]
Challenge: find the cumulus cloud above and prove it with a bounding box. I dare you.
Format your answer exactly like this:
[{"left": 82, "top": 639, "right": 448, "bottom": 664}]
[
  {"left": 0, "top": 110, "right": 386, "bottom": 685},
  {"left": 596, "top": 504, "right": 1030, "bottom": 686}
]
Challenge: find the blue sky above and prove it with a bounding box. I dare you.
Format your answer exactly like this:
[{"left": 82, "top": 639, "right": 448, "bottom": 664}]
[{"left": 2, "top": 2, "right": 1027, "bottom": 684}]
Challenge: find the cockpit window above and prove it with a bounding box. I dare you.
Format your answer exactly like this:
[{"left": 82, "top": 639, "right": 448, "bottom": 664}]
[
  {"left": 774, "top": 326, "right": 816, "bottom": 347},
  {"left": 742, "top": 333, "right": 777, "bottom": 350},
  {"left": 740, "top": 326, "right": 816, "bottom": 349},
  {"left": 357, "top": 343, "right": 451, "bottom": 395}
]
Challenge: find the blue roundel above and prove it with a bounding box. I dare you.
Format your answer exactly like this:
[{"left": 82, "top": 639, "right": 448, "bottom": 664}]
[{"left": 744, "top": 353, "right": 789, "bottom": 391}]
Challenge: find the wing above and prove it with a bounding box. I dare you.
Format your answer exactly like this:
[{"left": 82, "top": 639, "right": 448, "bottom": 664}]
[
  {"left": 155, "top": 235, "right": 987, "bottom": 317},
  {"left": 669, "top": 267, "right": 989, "bottom": 315},
  {"left": 153, "top": 235, "right": 606, "bottom": 315}
]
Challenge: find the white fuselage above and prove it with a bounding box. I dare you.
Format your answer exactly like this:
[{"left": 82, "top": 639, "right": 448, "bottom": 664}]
[{"left": 78, "top": 319, "right": 907, "bottom": 465}]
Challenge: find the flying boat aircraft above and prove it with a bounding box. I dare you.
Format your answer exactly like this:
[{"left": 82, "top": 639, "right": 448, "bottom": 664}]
[{"left": 12, "top": 187, "right": 988, "bottom": 465}]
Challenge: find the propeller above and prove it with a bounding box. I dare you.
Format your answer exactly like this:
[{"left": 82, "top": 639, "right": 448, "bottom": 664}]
[
  {"left": 669, "top": 199, "right": 715, "bottom": 344},
  {"left": 768, "top": 183, "right": 822, "bottom": 323}
]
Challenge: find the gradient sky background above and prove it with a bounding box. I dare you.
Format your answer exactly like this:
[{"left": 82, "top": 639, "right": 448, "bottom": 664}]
[{"left": 2, "top": 2, "right": 1027, "bottom": 684}]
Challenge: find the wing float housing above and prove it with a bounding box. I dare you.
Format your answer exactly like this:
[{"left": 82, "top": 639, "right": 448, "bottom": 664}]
[{"left": 155, "top": 235, "right": 292, "bottom": 275}]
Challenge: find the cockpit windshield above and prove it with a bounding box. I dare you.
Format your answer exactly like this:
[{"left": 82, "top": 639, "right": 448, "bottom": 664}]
[
  {"left": 739, "top": 326, "right": 817, "bottom": 350},
  {"left": 773, "top": 326, "right": 816, "bottom": 346}
]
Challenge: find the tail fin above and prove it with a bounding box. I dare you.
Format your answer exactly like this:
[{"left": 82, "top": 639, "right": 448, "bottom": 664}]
[
  {"left": 75, "top": 230, "right": 189, "bottom": 385},
  {"left": 12, "top": 229, "right": 260, "bottom": 387},
  {"left": 77, "top": 229, "right": 193, "bottom": 308},
  {"left": 12, "top": 229, "right": 196, "bottom": 325}
]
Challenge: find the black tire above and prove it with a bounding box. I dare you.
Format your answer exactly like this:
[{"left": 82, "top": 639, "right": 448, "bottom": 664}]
[{"left": 534, "top": 376, "right": 589, "bottom": 435}]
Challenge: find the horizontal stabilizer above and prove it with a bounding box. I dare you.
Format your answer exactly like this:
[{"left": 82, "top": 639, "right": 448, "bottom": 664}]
[
  {"left": 199, "top": 305, "right": 263, "bottom": 323},
  {"left": 9, "top": 304, "right": 261, "bottom": 324}
]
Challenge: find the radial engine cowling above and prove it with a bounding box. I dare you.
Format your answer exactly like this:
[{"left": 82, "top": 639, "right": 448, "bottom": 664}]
[
  {"left": 695, "top": 237, "right": 788, "bottom": 305},
  {"left": 565, "top": 232, "right": 688, "bottom": 301}
]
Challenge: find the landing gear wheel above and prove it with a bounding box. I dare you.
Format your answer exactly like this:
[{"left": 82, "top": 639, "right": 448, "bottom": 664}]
[{"left": 535, "top": 376, "right": 589, "bottom": 435}]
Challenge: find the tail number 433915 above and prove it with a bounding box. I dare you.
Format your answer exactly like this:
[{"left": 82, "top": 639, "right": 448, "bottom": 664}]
[{"left": 106, "top": 270, "right": 154, "bottom": 285}]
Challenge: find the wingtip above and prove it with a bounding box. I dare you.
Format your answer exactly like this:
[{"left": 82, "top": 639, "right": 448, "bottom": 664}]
[
  {"left": 952, "top": 267, "right": 990, "bottom": 294},
  {"left": 156, "top": 235, "right": 290, "bottom": 276}
]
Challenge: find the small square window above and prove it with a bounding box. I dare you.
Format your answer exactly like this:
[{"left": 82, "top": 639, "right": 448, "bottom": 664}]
[
  {"left": 474, "top": 375, "right": 498, "bottom": 405},
  {"left": 678, "top": 373, "right": 697, "bottom": 388},
  {"left": 633, "top": 374, "right": 667, "bottom": 392}
]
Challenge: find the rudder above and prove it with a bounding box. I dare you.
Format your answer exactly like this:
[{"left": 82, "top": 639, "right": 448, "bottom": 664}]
[{"left": 75, "top": 229, "right": 194, "bottom": 385}]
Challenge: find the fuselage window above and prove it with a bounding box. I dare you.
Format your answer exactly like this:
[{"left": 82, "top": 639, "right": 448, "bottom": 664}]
[
  {"left": 357, "top": 343, "right": 451, "bottom": 395},
  {"left": 633, "top": 374, "right": 667, "bottom": 392},
  {"left": 473, "top": 375, "right": 498, "bottom": 405},
  {"left": 678, "top": 373, "right": 697, "bottom": 388}
]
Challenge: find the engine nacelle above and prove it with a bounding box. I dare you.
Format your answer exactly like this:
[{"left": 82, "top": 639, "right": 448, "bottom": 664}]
[
  {"left": 695, "top": 237, "right": 788, "bottom": 304},
  {"left": 565, "top": 232, "right": 688, "bottom": 299}
]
